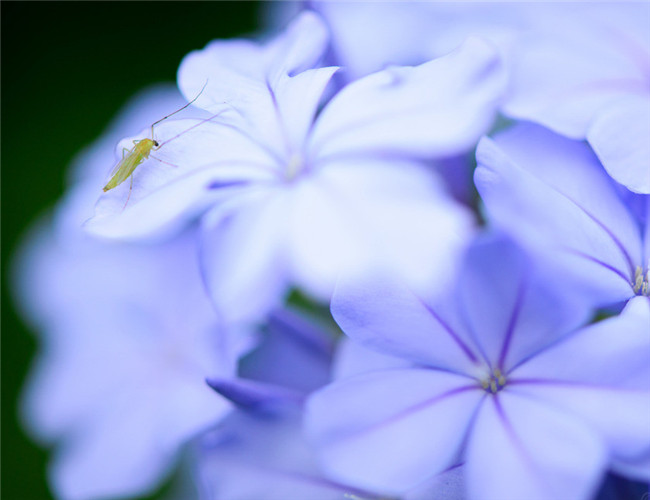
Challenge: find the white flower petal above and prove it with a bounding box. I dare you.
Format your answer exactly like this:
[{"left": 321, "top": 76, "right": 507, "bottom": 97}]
[
  {"left": 200, "top": 187, "right": 291, "bottom": 323},
  {"left": 288, "top": 159, "right": 475, "bottom": 300},
  {"left": 85, "top": 119, "right": 274, "bottom": 240},
  {"left": 178, "top": 12, "right": 330, "bottom": 157}
]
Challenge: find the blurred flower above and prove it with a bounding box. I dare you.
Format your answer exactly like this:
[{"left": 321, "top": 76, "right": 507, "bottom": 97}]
[
  {"left": 306, "top": 236, "right": 650, "bottom": 499},
  {"left": 476, "top": 123, "right": 650, "bottom": 309},
  {"left": 314, "top": 2, "right": 650, "bottom": 193},
  {"left": 13, "top": 89, "right": 255, "bottom": 500},
  {"left": 312, "top": 1, "right": 527, "bottom": 82},
  {"left": 85, "top": 11, "right": 506, "bottom": 323},
  {"left": 502, "top": 3, "right": 650, "bottom": 193},
  {"left": 196, "top": 308, "right": 465, "bottom": 500}
]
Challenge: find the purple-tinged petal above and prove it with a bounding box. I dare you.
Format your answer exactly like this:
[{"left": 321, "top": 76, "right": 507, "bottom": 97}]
[
  {"left": 206, "top": 377, "right": 304, "bottom": 412},
  {"left": 612, "top": 452, "right": 650, "bottom": 482},
  {"left": 239, "top": 308, "right": 335, "bottom": 395},
  {"left": 476, "top": 124, "right": 642, "bottom": 305},
  {"left": 199, "top": 188, "right": 290, "bottom": 323},
  {"left": 308, "top": 37, "right": 505, "bottom": 160},
  {"left": 306, "top": 369, "right": 483, "bottom": 494},
  {"left": 459, "top": 235, "right": 591, "bottom": 373},
  {"left": 506, "top": 298, "right": 650, "bottom": 469},
  {"left": 588, "top": 95, "right": 650, "bottom": 194},
  {"left": 513, "top": 296, "right": 650, "bottom": 389},
  {"left": 506, "top": 384, "right": 650, "bottom": 472},
  {"left": 331, "top": 271, "right": 481, "bottom": 375},
  {"left": 466, "top": 394, "right": 607, "bottom": 500},
  {"left": 52, "top": 383, "right": 225, "bottom": 500},
  {"left": 332, "top": 337, "right": 415, "bottom": 381},
  {"left": 404, "top": 465, "right": 466, "bottom": 500},
  {"left": 196, "top": 408, "right": 386, "bottom": 500}
]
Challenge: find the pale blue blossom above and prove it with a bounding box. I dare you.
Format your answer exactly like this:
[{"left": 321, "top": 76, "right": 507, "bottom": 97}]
[
  {"left": 14, "top": 90, "right": 255, "bottom": 500},
  {"left": 315, "top": 2, "right": 650, "bottom": 193},
  {"left": 306, "top": 236, "right": 650, "bottom": 499},
  {"left": 475, "top": 123, "right": 649, "bottom": 308},
  {"left": 196, "top": 309, "right": 465, "bottom": 500},
  {"left": 502, "top": 3, "right": 650, "bottom": 193},
  {"left": 84, "top": 11, "right": 505, "bottom": 323}
]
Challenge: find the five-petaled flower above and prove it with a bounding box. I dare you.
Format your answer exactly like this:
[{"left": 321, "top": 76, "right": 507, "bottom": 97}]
[
  {"left": 85, "top": 12, "right": 505, "bottom": 323},
  {"left": 306, "top": 236, "right": 650, "bottom": 500}
]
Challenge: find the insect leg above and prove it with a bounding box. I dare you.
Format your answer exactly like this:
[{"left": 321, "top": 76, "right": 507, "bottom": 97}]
[
  {"left": 122, "top": 175, "right": 134, "bottom": 211},
  {"left": 150, "top": 154, "right": 179, "bottom": 168}
]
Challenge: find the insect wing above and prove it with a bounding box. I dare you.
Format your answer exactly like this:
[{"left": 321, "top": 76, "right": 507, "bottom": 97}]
[{"left": 103, "top": 150, "right": 140, "bottom": 191}]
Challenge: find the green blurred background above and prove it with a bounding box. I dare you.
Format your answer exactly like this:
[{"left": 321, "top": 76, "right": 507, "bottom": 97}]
[{"left": 2, "top": 3, "right": 264, "bottom": 498}]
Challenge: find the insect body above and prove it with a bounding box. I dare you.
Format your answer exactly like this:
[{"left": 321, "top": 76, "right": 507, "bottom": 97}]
[
  {"left": 103, "top": 138, "right": 159, "bottom": 192},
  {"left": 102, "top": 81, "right": 209, "bottom": 197}
]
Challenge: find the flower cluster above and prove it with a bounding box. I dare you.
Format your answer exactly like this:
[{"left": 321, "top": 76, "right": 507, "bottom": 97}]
[{"left": 13, "top": 5, "right": 649, "bottom": 500}]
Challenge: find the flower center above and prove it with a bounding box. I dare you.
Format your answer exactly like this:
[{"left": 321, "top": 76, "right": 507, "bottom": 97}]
[
  {"left": 285, "top": 152, "right": 304, "bottom": 182},
  {"left": 633, "top": 266, "right": 650, "bottom": 296},
  {"left": 480, "top": 368, "right": 507, "bottom": 394}
]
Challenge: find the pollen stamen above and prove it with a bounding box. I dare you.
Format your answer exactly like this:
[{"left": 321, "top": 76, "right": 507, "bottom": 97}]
[
  {"left": 633, "top": 266, "right": 650, "bottom": 296},
  {"left": 481, "top": 368, "right": 507, "bottom": 394},
  {"left": 285, "top": 153, "right": 303, "bottom": 181}
]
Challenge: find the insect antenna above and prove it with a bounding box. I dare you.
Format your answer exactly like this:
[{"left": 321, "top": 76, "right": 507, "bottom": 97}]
[
  {"left": 150, "top": 80, "right": 209, "bottom": 137},
  {"left": 156, "top": 109, "right": 227, "bottom": 149}
]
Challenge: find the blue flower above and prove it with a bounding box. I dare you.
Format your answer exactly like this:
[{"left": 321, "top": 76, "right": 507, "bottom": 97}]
[
  {"left": 502, "top": 3, "right": 650, "bottom": 193},
  {"left": 305, "top": 236, "right": 650, "bottom": 499},
  {"left": 475, "top": 123, "right": 649, "bottom": 308},
  {"left": 13, "top": 90, "right": 255, "bottom": 500},
  {"left": 197, "top": 308, "right": 466, "bottom": 500},
  {"left": 85, "top": 11, "right": 505, "bottom": 323}
]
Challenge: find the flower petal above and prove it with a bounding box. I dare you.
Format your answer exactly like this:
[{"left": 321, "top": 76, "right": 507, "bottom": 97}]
[
  {"left": 509, "top": 297, "right": 650, "bottom": 466},
  {"left": 332, "top": 337, "right": 415, "bottom": 381},
  {"left": 306, "top": 369, "right": 483, "bottom": 494},
  {"left": 315, "top": 2, "right": 525, "bottom": 82},
  {"left": 331, "top": 272, "right": 481, "bottom": 374},
  {"left": 308, "top": 37, "right": 505, "bottom": 160},
  {"left": 588, "top": 95, "right": 650, "bottom": 194},
  {"left": 513, "top": 296, "right": 650, "bottom": 388},
  {"left": 85, "top": 119, "right": 274, "bottom": 240},
  {"left": 459, "top": 235, "right": 591, "bottom": 372},
  {"left": 239, "top": 308, "right": 335, "bottom": 395},
  {"left": 502, "top": 6, "right": 650, "bottom": 138},
  {"left": 466, "top": 394, "right": 607, "bottom": 500},
  {"left": 508, "top": 384, "right": 650, "bottom": 470},
  {"left": 179, "top": 12, "right": 328, "bottom": 110},
  {"left": 288, "top": 159, "right": 475, "bottom": 300},
  {"left": 51, "top": 380, "right": 230, "bottom": 500},
  {"left": 178, "top": 12, "right": 331, "bottom": 157},
  {"left": 199, "top": 187, "right": 290, "bottom": 323},
  {"left": 475, "top": 123, "right": 642, "bottom": 305},
  {"left": 197, "top": 408, "right": 385, "bottom": 500}
]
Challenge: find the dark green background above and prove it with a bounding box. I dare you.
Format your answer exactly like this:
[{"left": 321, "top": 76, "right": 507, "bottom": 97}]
[{"left": 2, "top": 2, "right": 261, "bottom": 498}]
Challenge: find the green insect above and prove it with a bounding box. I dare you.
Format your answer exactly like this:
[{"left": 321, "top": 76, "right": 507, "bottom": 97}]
[
  {"left": 102, "top": 136, "right": 160, "bottom": 193},
  {"left": 103, "top": 82, "right": 209, "bottom": 200}
]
